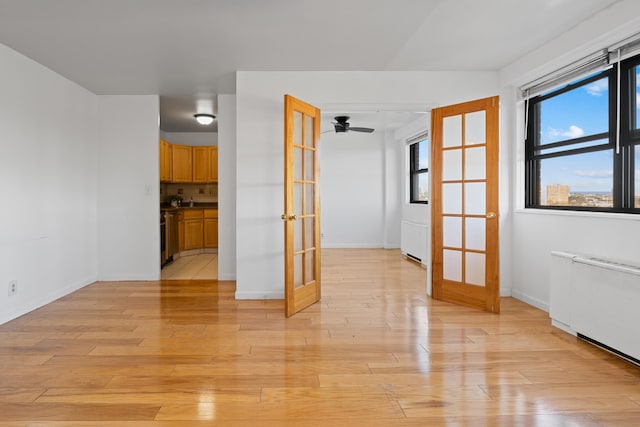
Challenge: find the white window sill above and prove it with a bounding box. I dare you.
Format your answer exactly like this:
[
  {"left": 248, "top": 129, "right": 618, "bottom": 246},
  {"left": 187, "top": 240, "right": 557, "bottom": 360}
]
[{"left": 515, "top": 208, "right": 640, "bottom": 222}]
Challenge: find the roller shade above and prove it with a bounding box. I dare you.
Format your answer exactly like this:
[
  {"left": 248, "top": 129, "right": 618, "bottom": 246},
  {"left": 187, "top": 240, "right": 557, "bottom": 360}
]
[{"left": 520, "top": 32, "right": 640, "bottom": 100}]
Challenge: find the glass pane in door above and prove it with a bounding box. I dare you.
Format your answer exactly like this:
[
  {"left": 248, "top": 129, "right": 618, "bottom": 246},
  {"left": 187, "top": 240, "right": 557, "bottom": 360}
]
[
  {"left": 304, "top": 115, "right": 314, "bottom": 147},
  {"left": 305, "top": 148, "right": 314, "bottom": 181},
  {"left": 305, "top": 250, "right": 315, "bottom": 284},
  {"left": 304, "top": 217, "right": 315, "bottom": 249},
  {"left": 295, "top": 148, "right": 303, "bottom": 181},
  {"left": 443, "top": 249, "right": 462, "bottom": 282},
  {"left": 443, "top": 149, "right": 462, "bottom": 181},
  {"left": 465, "top": 147, "right": 486, "bottom": 180},
  {"left": 465, "top": 111, "right": 486, "bottom": 145},
  {"left": 464, "top": 182, "right": 486, "bottom": 215},
  {"left": 305, "top": 183, "right": 314, "bottom": 215},
  {"left": 443, "top": 115, "right": 462, "bottom": 148},
  {"left": 294, "top": 254, "right": 303, "bottom": 289},
  {"left": 443, "top": 216, "right": 462, "bottom": 248},
  {"left": 465, "top": 252, "right": 486, "bottom": 286},
  {"left": 294, "top": 183, "right": 303, "bottom": 216},
  {"left": 294, "top": 218, "right": 302, "bottom": 252},
  {"left": 442, "top": 183, "right": 462, "bottom": 214},
  {"left": 294, "top": 111, "right": 303, "bottom": 145},
  {"left": 465, "top": 217, "right": 486, "bottom": 251}
]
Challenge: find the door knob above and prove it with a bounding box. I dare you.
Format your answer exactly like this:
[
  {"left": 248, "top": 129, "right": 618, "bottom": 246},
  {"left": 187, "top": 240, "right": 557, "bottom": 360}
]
[
  {"left": 289, "top": 214, "right": 298, "bottom": 221},
  {"left": 281, "top": 213, "right": 298, "bottom": 221},
  {"left": 281, "top": 214, "right": 286, "bottom": 220},
  {"left": 486, "top": 212, "right": 497, "bottom": 219}
]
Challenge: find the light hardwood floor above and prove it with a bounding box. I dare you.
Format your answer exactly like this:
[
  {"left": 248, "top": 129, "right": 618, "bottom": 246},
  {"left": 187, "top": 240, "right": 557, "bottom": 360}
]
[{"left": 1, "top": 249, "right": 639, "bottom": 426}]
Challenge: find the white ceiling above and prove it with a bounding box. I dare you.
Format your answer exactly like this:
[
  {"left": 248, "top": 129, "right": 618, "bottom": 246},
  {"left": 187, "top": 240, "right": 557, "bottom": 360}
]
[{"left": 0, "top": 0, "right": 620, "bottom": 132}]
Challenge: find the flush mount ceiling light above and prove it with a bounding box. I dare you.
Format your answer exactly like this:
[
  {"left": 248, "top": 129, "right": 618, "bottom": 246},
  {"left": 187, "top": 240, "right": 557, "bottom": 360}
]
[{"left": 194, "top": 113, "right": 216, "bottom": 125}]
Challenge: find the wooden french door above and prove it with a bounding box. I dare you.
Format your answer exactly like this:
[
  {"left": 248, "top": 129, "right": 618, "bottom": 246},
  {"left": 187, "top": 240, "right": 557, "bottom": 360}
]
[
  {"left": 431, "top": 96, "right": 500, "bottom": 313},
  {"left": 283, "top": 95, "right": 322, "bottom": 317}
]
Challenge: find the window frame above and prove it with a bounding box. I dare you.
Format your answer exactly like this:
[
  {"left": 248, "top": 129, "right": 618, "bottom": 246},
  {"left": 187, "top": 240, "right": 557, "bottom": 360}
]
[
  {"left": 524, "top": 53, "right": 640, "bottom": 214},
  {"left": 409, "top": 136, "right": 429, "bottom": 204}
]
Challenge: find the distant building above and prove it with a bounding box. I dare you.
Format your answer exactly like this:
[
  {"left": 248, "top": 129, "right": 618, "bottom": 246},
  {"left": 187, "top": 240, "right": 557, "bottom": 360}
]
[{"left": 547, "top": 184, "right": 570, "bottom": 205}]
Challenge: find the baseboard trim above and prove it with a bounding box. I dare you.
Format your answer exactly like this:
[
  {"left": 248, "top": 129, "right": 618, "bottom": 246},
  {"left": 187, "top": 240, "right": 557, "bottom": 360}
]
[
  {"left": 235, "top": 291, "right": 283, "bottom": 300},
  {"left": 511, "top": 289, "right": 549, "bottom": 312},
  {"left": 0, "top": 277, "right": 95, "bottom": 325},
  {"left": 321, "top": 243, "right": 384, "bottom": 249}
]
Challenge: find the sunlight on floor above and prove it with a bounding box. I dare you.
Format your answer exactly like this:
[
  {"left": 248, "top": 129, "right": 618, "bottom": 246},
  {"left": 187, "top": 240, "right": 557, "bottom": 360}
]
[{"left": 161, "top": 253, "right": 217, "bottom": 280}]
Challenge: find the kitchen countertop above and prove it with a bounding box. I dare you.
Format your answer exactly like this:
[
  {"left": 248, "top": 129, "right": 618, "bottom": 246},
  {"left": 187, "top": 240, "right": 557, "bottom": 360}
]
[{"left": 161, "top": 203, "right": 218, "bottom": 211}]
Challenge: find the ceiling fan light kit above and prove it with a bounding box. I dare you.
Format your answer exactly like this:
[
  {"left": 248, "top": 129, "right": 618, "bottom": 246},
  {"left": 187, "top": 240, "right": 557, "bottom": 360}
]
[{"left": 332, "top": 116, "right": 374, "bottom": 134}]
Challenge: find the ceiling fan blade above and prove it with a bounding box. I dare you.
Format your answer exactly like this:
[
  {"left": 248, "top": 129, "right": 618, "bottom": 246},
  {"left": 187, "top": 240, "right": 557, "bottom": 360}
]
[{"left": 349, "top": 127, "right": 375, "bottom": 133}]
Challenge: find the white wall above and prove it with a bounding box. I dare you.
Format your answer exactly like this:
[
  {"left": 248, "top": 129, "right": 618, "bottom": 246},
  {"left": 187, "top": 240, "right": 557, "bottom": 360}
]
[
  {"left": 320, "top": 130, "right": 386, "bottom": 248},
  {"left": 161, "top": 131, "right": 217, "bottom": 147},
  {"left": 96, "top": 96, "right": 160, "bottom": 281},
  {"left": 383, "top": 130, "right": 402, "bottom": 249},
  {"left": 498, "top": 0, "right": 640, "bottom": 311},
  {"left": 0, "top": 43, "right": 99, "bottom": 324},
  {"left": 217, "top": 94, "right": 237, "bottom": 280},
  {"left": 235, "top": 71, "right": 498, "bottom": 299}
]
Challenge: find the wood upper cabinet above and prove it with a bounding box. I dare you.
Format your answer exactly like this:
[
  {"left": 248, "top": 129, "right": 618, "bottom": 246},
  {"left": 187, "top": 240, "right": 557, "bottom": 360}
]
[
  {"left": 161, "top": 141, "right": 217, "bottom": 183},
  {"left": 204, "top": 209, "right": 218, "bottom": 248},
  {"left": 207, "top": 146, "right": 218, "bottom": 182},
  {"left": 192, "top": 147, "right": 209, "bottom": 183},
  {"left": 159, "top": 139, "right": 172, "bottom": 182},
  {"left": 183, "top": 209, "right": 203, "bottom": 250},
  {"left": 172, "top": 144, "right": 192, "bottom": 183}
]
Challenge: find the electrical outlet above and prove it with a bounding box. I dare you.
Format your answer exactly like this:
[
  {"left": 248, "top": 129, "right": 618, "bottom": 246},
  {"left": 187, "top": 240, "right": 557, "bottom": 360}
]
[{"left": 8, "top": 281, "right": 17, "bottom": 296}]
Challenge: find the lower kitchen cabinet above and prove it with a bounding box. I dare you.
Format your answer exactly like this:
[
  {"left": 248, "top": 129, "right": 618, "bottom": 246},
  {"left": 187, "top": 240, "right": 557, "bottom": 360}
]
[
  {"left": 183, "top": 210, "right": 203, "bottom": 250},
  {"left": 204, "top": 209, "right": 218, "bottom": 248},
  {"left": 177, "top": 208, "right": 218, "bottom": 252},
  {"left": 178, "top": 210, "right": 184, "bottom": 252}
]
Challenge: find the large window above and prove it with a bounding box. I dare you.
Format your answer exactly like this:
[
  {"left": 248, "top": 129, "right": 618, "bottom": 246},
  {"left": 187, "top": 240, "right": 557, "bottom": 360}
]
[
  {"left": 409, "top": 136, "right": 429, "bottom": 203},
  {"left": 525, "top": 53, "right": 640, "bottom": 213}
]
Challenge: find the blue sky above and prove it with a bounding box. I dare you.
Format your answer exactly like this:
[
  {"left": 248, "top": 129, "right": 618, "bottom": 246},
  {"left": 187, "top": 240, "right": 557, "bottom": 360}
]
[{"left": 538, "top": 69, "right": 640, "bottom": 196}]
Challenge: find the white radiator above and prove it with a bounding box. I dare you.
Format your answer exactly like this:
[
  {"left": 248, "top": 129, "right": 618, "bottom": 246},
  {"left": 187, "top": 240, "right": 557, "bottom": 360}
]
[
  {"left": 400, "top": 220, "right": 428, "bottom": 265},
  {"left": 550, "top": 251, "right": 640, "bottom": 363}
]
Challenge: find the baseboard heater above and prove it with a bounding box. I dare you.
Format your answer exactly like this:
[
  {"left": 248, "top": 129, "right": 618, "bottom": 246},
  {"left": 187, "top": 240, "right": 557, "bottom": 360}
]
[
  {"left": 550, "top": 251, "right": 640, "bottom": 365},
  {"left": 401, "top": 221, "right": 428, "bottom": 266},
  {"left": 406, "top": 253, "right": 421, "bottom": 263},
  {"left": 577, "top": 333, "right": 640, "bottom": 367}
]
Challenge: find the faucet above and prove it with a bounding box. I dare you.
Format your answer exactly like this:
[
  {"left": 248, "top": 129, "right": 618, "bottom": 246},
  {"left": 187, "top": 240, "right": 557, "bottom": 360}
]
[{"left": 189, "top": 197, "right": 194, "bottom": 207}]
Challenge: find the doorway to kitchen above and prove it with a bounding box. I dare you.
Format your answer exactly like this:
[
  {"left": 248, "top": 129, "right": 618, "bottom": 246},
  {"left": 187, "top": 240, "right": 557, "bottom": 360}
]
[{"left": 161, "top": 252, "right": 217, "bottom": 280}]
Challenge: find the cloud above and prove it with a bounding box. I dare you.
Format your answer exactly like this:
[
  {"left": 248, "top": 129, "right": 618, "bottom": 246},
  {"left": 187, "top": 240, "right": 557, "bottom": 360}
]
[
  {"left": 548, "top": 125, "right": 585, "bottom": 139},
  {"left": 585, "top": 79, "right": 608, "bottom": 96},
  {"left": 573, "top": 169, "right": 613, "bottom": 178}
]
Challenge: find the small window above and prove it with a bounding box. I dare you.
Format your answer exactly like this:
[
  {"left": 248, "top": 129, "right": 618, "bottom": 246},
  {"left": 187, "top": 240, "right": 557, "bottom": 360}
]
[{"left": 409, "top": 137, "right": 429, "bottom": 203}]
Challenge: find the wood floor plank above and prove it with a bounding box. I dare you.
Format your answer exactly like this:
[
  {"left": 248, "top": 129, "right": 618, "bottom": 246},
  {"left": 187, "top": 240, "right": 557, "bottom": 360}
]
[{"left": 0, "top": 248, "right": 638, "bottom": 425}]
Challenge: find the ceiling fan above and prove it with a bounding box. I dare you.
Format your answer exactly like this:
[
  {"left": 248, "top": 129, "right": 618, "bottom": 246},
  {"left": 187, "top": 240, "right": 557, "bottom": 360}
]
[{"left": 324, "top": 116, "right": 375, "bottom": 134}]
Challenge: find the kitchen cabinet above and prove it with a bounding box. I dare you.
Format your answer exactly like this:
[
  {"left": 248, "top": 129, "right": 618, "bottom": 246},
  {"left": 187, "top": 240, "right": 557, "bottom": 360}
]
[
  {"left": 178, "top": 210, "right": 184, "bottom": 252},
  {"left": 192, "top": 146, "right": 209, "bottom": 183},
  {"left": 159, "top": 139, "right": 172, "bottom": 182},
  {"left": 160, "top": 140, "right": 217, "bottom": 183},
  {"left": 183, "top": 209, "right": 203, "bottom": 250},
  {"left": 204, "top": 209, "right": 218, "bottom": 248},
  {"left": 207, "top": 146, "right": 218, "bottom": 182},
  {"left": 172, "top": 144, "right": 192, "bottom": 183}
]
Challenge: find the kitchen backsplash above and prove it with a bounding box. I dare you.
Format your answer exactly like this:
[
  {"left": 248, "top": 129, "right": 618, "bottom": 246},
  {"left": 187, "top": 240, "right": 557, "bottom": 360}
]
[{"left": 160, "top": 183, "right": 218, "bottom": 203}]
